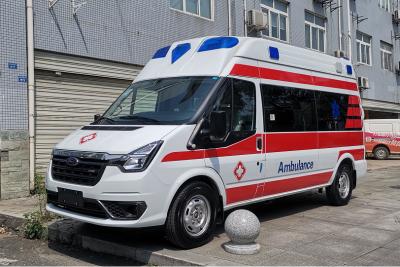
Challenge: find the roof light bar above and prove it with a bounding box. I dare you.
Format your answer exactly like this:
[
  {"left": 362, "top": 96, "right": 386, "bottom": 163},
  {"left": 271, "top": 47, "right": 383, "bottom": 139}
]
[
  {"left": 152, "top": 46, "right": 170, "bottom": 59},
  {"left": 198, "top": 37, "right": 239, "bottom": 52},
  {"left": 171, "top": 43, "right": 191, "bottom": 64}
]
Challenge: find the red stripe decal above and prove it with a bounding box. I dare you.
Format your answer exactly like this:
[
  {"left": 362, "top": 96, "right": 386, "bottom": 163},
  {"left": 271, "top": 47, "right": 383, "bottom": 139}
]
[
  {"left": 230, "top": 64, "right": 259, "bottom": 78},
  {"left": 161, "top": 150, "right": 204, "bottom": 162},
  {"left": 345, "top": 119, "right": 363, "bottom": 129},
  {"left": 265, "top": 132, "right": 318, "bottom": 152},
  {"left": 338, "top": 148, "right": 365, "bottom": 161},
  {"left": 161, "top": 134, "right": 261, "bottom": 162},
  {"left": 347, "top": 107, "right": 362, "bottom": 117},
  {"left": 318, "top": 132, "right": 363, "bottom": 149},
  {"left": 162, "top": 132, "right": 364, "bottom": 162},
  {"left": 230, "top": 64, "right": 358, "bottom": 91},
  {"left": 265, "top": 132, "right": 363, "bottom": 153},
  {"left": 348, "top": 95, "right": 360, "bottom": 104},
  {"left": 226, "top": 171, "right": 333, "bottom": 204}
]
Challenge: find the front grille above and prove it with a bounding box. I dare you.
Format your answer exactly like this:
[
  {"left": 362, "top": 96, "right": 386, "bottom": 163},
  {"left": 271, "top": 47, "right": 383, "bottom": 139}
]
[
  {"left": 47, "top": 190, "right": 108, "bottom": 219},
  {"left": 52, "top": 155, "right": 107, "bottom": 186}
]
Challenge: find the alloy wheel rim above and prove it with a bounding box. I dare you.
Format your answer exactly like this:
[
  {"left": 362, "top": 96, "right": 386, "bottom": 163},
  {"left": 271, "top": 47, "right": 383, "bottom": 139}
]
[
  {"left": 338, "top": 172, "right": 350, "bottom": 199},
  {"left": 377, "top": 149, "right": 386, "bottom": 158},
  {"left": 183, "top": 195, "right": 211, "bottom": 237}
]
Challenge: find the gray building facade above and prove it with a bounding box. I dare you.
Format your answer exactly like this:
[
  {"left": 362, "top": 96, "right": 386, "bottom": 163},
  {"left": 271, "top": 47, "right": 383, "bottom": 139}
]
[{"left": 0, "top": 0, "right": 399, "bottom": 199}]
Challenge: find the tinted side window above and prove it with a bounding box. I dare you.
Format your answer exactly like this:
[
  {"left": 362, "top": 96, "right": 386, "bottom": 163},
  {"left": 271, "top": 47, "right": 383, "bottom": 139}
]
[
  {"left": 261, "top": 85, "right": 317, "bottom": 132},
  {"left": 316, "top": 92, "right": 349, "bottom": 131},
  {"left": 232, "top": 79, "right": 256, "bottom": 132},
  {"left": 212, "top": 80, "right": 233, "bottom": 134},
  {"left": 200, "top": 78, "right": 256, "bottom": 148}
]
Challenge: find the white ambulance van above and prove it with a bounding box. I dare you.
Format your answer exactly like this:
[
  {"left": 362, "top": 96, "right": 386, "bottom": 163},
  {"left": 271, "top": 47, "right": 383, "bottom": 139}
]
[{"left": 46, "top": 36, "right": 367, "bottom": 248}]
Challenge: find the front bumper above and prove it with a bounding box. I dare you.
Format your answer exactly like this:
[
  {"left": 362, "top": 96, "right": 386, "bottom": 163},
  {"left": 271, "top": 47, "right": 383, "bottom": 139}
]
[
  {"left": 47, "top": 190, "right": 147, "bottom": 220},
  {"left": 46, "top": 161, "right": 169, "bottom": 228},
  {"left": 47, "top": 203, "right": 149, "bottom": 228}
]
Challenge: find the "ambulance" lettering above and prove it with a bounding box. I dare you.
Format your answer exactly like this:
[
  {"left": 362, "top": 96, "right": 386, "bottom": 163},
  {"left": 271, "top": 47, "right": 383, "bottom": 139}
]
[{"left": 278, "top": 160, "right": 314, "bottom": 174}]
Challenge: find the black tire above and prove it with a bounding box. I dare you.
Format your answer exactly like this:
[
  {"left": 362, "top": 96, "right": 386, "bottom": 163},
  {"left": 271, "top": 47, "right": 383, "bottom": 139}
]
[
  {"left": 373, "top": 146, "right": 390, "bottom": 160},
  {"left": 326, "top": 164, "right": 353, "bottom": 206},
  {"left": 165, "top": 181, "right": 218, "bottom": 249}
]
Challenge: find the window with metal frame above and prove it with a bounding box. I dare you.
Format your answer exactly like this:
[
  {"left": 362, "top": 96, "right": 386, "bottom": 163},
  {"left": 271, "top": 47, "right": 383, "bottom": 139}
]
[
  {"left": 356, "top": 31, "right": 372, "bottom": 66},
  {"left": 170, "top": 0, "right": 213, "bottom": 19},
  {"left": 198, "top": 78, "right": 256, "bottom": 149},
  {"left": 304, "top": 11, "right": 326, "bottom": 53},
  {"left": 261, "top": 85, "right": 362, "bottom": 132},
  {"left": 260, "top": 0, "right": 289, "bottom": 42},
  {"left": 380, "top": 41, "right": 394, "bottom": 72},
  {"left": 261, "top": 85, "right": 317, "bottom": 132},
  {"left": 378, "top": 0, "right": 392, "bottom": 12}
]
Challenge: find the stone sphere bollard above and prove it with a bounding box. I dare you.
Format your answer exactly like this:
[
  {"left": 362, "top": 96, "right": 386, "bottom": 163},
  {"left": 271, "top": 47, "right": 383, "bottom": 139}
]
[{"left": 223, "top": 209, "right": 261, "bottom": 255}]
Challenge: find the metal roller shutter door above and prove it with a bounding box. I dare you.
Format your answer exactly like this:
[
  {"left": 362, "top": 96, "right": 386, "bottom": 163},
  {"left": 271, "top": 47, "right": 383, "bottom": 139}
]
[
  {"left": 34, "top": 53, "right": 142, "bottom": 173},
  {"left": 35, "top": 72, "right": 132, "bottom": 172}
]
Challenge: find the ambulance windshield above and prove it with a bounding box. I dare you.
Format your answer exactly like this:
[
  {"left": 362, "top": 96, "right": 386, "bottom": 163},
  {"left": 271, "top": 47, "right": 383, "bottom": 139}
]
[{"left": 101, "top": 76, "right": 219, "bottom": 125}]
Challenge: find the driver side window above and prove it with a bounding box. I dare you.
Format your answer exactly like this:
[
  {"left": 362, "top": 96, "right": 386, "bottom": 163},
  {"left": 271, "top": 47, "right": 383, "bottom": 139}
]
[{"left": 207, "top": 78, "right": 256, "bottom": 146}]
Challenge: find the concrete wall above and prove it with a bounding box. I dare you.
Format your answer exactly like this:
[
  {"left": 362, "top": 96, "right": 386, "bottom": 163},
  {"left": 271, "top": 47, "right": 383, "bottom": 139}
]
[{"left": 0, "top": 131, "right": 30, "bottom": 200}]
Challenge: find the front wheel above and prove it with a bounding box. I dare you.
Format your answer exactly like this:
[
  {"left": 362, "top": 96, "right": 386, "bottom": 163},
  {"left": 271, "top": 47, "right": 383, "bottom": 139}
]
[
  {"left": 165, "top": 181, "right": 218, "bottom": 249},
  {"left": 326, "top": 164, "right": 353, "bottom": 206}
]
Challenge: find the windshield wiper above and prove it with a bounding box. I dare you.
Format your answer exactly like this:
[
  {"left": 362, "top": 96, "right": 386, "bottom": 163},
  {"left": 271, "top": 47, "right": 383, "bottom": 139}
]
[
  {"left": 115, "top": 115, "right": 161, "bottom": 124},
  {"left": 93, "top": 116, "right": 115, "bottom": 125}
]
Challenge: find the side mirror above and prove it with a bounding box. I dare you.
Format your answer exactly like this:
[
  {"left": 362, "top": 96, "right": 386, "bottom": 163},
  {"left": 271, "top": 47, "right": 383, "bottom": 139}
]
[
  {"left": 94, "top": 114, "right": 101, "bottom": 122},
  {"left": 209, "top": 111, "right": 227, "bottom": 139}
]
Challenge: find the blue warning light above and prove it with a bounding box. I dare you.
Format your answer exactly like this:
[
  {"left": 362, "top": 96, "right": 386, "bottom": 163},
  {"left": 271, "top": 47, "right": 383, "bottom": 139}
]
[{"left": 198, "top": 37, "right": 239, "bottom": 52}]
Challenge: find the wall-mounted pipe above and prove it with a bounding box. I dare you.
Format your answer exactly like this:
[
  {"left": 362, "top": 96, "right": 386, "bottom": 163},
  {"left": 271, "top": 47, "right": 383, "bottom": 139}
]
[
  {"left": 338, "top": 0, "right": 342, "bottom": 51},
  {"left": 228, "top": 0, "right": 232, "bottom": 36},
  {"left": 243, "top": 0, "right": 247, "bottom": 36},
  {"left": 26, "top": 0, "right": 35, "bottom": 191},
  {"left": 347, "top": 0, "right": 352, "bottom": 60}
]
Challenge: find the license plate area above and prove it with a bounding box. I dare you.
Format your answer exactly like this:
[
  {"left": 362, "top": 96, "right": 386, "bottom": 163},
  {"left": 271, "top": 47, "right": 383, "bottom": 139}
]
[{"left": 58, "top": 188, "right": 83, "bottom": 207}]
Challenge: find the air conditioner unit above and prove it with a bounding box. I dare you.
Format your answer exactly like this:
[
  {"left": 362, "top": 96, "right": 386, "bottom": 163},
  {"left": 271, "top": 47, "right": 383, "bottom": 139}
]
[
  {"left": 334, "top": 50, "right": 345, "bottom": 58},
  {"left": 248, "top": 9, "right": 268, "bottom": 30},
  {"left": 393, "top": 9, "right": 400, "bottom": 23},
  {"left": 357, "top": 76, "right": 369, "bottom": 89}
]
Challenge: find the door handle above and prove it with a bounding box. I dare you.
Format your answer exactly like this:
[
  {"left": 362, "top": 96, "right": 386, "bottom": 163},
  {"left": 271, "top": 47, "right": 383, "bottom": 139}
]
[{"left": 256, "top": 137, "right": 263, "bottom": 151}]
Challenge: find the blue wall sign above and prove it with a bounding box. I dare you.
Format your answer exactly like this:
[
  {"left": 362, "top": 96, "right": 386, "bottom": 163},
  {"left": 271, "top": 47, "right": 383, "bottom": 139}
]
[
  {"left": 8, "top": 63, "right": 18, "bottom": 69},
  {"left": 18, "top": 75, "right": 27, "bottom": 83}
]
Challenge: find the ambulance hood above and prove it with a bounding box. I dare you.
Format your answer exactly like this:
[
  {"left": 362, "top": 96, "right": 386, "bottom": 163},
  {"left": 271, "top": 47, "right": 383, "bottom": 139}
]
[{"left": 54, "top": 125, "right": 178, "bottom": 155}]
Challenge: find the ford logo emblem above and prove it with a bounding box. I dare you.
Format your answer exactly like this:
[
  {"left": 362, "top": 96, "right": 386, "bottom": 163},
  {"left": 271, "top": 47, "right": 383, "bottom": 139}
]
[{"left": 66, "top": 157, "right": 79, "bottom": 167}]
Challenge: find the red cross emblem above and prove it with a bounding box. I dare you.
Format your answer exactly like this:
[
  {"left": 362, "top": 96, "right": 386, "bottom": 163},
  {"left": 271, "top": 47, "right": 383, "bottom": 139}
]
[
  {"left": 79, "top": 133, "right": 97, "bottom": 144},
  {"left": 233, "top": 161, "right": 246, "bottom": 181}
]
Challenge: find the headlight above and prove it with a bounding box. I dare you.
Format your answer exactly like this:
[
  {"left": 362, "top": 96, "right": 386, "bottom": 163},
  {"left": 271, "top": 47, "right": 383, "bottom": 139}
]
[{"left": 120, "top": 141, "right": 163, "bottom": 172}]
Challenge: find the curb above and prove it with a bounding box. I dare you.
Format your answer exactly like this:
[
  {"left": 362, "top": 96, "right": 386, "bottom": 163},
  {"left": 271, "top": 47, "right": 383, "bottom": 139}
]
[
  {"left": 47, "top": 220, "right": 236, "bottom": 266},
  {"left": 0, "top": 213, "right": 25, "bottom": 231}
]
